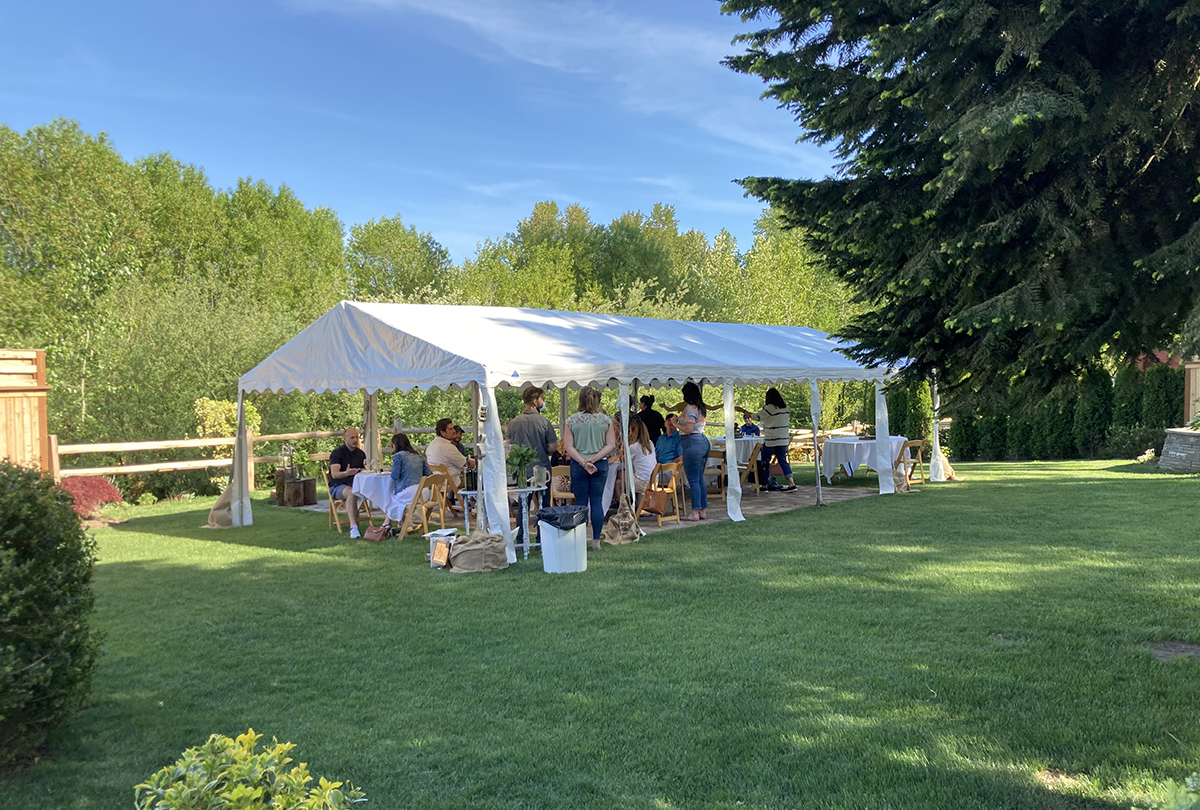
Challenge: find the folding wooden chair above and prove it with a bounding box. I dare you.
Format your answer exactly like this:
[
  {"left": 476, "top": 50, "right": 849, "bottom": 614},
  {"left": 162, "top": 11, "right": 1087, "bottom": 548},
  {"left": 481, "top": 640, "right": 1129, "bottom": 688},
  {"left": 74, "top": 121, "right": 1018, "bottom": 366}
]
[
  {"left": 635, "top": 460, "right": 683, "bottom": 527},
  {"left": 893, "top": 440, "right": 927, "bottom": 484},
  {"left": 394, "top": 473, "right": 448, "bottom": 537},
  {"left": 702, "top": 446, "right": 726, "bottom": 501},
  {"left": 324, "top": 464, "right": 373, "bottom": 533},
  {"left": 430, "top": 463, "right": 463, "bottom": 516},
  {"left": 550, "top": 464, "right": 575, "bottom": 505},
  {"left": 738, "top": 441, "right": 763, "bottom": 496}
]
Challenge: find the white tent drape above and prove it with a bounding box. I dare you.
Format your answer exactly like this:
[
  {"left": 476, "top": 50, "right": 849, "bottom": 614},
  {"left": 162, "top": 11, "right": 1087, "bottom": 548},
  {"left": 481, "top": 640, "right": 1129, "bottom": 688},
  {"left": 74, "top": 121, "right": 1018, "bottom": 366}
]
[
  {"left": 230, "top": 392, "right": 253, "bottom": 527},
  {"left": 619, "top": 382, "right": 635, "bottom": 503},
  {"left": 929, "top": 376, "right": 948, "bottom": 482},
  {"left": 874, "top": 381, "right": 896, "bottom": 495},
  {"left": 478, "top": 383, "right": 515, "bottom": 563},
  {"left": 809, "top": 380, "right": 824, "bottom": 506},
  {"left": 723, "top": 384, "right": 744, "bottom": 521},
  {"left": 362, "top": 391, "right": 380, "bottom": 469}
]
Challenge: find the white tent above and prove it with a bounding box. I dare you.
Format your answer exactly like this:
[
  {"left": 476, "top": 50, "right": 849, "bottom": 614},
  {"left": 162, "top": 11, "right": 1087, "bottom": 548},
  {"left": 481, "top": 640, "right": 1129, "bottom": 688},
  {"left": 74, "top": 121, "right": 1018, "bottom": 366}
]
[{"left": 227, "top": 301, "right": 898, "bottom": 558}]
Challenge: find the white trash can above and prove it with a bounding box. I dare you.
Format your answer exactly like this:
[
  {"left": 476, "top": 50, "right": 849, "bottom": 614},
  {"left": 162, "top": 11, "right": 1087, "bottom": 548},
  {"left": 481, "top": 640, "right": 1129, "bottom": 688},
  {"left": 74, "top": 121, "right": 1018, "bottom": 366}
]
[{"left": 538, "top": 521, "right": 588, "bottom": 573}]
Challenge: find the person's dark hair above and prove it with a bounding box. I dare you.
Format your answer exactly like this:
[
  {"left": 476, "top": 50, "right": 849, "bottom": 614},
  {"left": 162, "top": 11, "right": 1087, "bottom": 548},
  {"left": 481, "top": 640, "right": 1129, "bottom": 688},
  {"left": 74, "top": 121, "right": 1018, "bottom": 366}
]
[
  {"left": 765, "top": 387, "right": 787, "bottom": 410},
  {"left": 639, "top": 394, "right": 655, "bottom": 409},
  {"left": 577, "top": 386, "right": 601, "bottom": 414},
  {"left": 435, "top": 417, "right": 454, "bottom": 435},
  {"left": 522, "top": 386, "right": 544, "bottom": 406},
  {"left": 681, "top": 382, "right": 706, "bottom": 417},
  {"left": 391, "top": 432, "right": 415, "bottom": 454}
]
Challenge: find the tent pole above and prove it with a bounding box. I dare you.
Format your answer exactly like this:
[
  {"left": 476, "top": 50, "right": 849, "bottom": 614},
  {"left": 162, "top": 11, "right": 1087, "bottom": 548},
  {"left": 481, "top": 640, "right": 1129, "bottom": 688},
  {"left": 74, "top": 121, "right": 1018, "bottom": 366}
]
[
  {"left": 362, "top": 390, "right": 380, "bottom": 469},
  {"left": 723, "top": 383, "right": 744, "bottom": 521},
  {"left": 478, "top": 382, "right": 516, "bottom": 563},
  {"left": 875, "top": 381, "right": 896, "bottom": 495},
  {"left": 809, "top": 381, "right": 824, "bottom": 506},
  {"left": 559, "top": 384, "right": 569, "bottom": 434}
]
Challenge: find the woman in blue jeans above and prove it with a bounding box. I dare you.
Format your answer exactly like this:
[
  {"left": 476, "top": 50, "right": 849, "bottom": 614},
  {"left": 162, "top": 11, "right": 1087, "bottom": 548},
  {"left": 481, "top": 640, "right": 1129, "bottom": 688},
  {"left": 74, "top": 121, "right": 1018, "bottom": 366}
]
[
  {"left": 562, "top": 386, "right": 617, "bottom": 550},
  {"left": 677, "top": 381, "right": 711, "bottom": 521}
]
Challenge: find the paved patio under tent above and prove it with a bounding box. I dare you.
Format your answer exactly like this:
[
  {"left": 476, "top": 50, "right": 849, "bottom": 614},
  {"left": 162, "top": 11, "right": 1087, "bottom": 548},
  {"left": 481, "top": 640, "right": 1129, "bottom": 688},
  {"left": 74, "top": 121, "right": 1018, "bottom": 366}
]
[{"left": 298, "top": 483, "right": 878, "bottom": 541}]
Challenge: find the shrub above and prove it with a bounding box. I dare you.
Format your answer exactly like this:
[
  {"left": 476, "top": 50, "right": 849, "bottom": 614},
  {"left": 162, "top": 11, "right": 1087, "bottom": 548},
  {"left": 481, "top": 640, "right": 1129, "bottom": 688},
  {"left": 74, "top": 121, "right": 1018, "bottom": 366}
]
[
  {"left": 1104, "top": 423, "right": 1167, "bottom": 459},
  {"left": 1112, "top": 365, "right": 1144, "bottom": 428},
  {"left": 134, "top": 729, "right": 367, "bottom": 810},
  {"left": 58, "top": 475, "right": 123, "bottom": 518},
  {"left": 0, "top": 462, "right": 101, "bottom": 764},
  {"left": 1142, "top": 364, "right": 1185, "bottom": 429},
  {"left": 194, "top": 397, "right": 262, "bottom": 458},
  {"left": 1136, "top": 771, "right": 1199, "bottom": 810},
  {"left": 1074, "top": 365, "right": 1114, "bottom": 458}
]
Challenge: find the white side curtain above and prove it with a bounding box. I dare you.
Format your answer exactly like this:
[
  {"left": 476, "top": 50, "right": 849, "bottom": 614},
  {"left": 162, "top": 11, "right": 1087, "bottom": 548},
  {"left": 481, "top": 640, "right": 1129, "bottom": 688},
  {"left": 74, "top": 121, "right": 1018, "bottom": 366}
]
[
  {"left": 231, "top": 391, "right": 254, "bottom": 527},
  {"left": 362, "top": 391, "right": 380, "bottom": 469},
  {"left": 479, "top": 383, "right": 516, "bottom": 563},
  {"left": 874, "top": 381, "right": 896, "bottom": 495},
  {"left": 619, "top": 382, "right": 635, "bottom": 502},
  {"left": 723, "top": 383, "right": 745, "bottom": 521},
  {"left": 809, "top": 381, "right": 824, "bottom": 506},
  {"left": 929, "top": 376, "right": 948, "bottom": 482}
]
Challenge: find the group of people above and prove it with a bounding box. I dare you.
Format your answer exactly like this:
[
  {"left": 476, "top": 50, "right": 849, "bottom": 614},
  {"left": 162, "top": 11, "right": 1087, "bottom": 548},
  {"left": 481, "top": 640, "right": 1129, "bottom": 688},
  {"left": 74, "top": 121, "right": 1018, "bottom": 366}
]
[{"left": 326, "top": 382, "right": 800, "bottom": 543}]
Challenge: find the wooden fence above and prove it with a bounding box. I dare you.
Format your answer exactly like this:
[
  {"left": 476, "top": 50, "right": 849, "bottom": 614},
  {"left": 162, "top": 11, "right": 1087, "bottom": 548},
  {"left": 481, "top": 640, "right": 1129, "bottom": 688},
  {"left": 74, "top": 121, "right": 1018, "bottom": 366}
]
[
  {"left": 52, "top": 426, "right": 466, "bottom": 489},
  {"left": 0, "top": 349, "right": 51, "bottom": 472}
]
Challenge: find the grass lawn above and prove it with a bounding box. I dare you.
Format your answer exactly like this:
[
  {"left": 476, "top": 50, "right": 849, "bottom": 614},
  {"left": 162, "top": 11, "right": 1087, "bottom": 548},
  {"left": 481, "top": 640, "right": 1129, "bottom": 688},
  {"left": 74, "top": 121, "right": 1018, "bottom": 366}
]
[{"left": 2, "top": 460, "right": 1199, "bottom": 809}]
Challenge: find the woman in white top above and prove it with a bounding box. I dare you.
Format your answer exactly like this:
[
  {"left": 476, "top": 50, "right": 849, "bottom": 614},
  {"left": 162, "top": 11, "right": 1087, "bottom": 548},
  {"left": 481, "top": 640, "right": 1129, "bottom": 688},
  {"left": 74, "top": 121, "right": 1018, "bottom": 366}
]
[
  {"left": 737, "top": 387, "right": 796, "bottom": 492},
  {"left": 676, "top": 381, "right": 712, "bottom": 520}
]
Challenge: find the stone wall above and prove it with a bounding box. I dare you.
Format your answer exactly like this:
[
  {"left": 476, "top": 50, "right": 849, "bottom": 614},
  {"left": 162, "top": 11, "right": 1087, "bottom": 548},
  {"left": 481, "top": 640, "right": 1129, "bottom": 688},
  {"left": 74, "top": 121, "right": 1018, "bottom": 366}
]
[{"left": 1160, "top": 428, "right": 1200, "bottom": 472}]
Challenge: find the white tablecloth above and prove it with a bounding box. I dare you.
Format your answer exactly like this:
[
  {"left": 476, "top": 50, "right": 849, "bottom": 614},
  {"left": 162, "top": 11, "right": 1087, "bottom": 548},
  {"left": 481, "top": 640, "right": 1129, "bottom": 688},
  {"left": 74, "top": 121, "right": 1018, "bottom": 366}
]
[
  {"left": 821, "top": 436, "right": 908, "bottom": 482},
  {"left": 710, "top": 436, "right": 763, "bottom": 466},
  {"left": 352, "top": 473, "right": 394, "bottom": 514}
]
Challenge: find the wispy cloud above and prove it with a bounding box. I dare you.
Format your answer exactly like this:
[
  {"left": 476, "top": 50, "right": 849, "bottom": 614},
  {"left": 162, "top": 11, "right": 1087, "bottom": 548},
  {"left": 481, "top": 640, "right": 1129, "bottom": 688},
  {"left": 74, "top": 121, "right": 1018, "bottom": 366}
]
[{"left": 286, "top": 0, "right": 828, "bottom": 174}]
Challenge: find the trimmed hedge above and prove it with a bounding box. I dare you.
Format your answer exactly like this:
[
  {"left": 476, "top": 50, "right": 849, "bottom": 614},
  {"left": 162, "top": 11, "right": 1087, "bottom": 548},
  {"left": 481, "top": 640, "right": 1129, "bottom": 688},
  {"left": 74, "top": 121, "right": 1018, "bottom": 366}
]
[{"left": 0, "top": 462, "right": 102, "bottom": 765}]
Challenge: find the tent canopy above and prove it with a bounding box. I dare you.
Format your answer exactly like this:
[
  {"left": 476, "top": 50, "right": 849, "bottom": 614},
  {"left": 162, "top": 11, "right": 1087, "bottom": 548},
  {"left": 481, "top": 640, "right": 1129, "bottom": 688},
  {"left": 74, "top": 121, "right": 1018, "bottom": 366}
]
[{"left": 238, "top": 301, "right": 891, "bottom": 395}]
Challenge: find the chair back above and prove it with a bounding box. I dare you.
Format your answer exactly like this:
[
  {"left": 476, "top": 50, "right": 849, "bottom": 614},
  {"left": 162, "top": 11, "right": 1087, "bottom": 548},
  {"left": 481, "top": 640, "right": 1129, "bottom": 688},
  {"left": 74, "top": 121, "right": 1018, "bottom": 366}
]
[
  {"left": 656, "top": 460, "right": 683, "bottom": 491},
  {"left": 893, "top": 440, "right": 927, "bottom": 483}
]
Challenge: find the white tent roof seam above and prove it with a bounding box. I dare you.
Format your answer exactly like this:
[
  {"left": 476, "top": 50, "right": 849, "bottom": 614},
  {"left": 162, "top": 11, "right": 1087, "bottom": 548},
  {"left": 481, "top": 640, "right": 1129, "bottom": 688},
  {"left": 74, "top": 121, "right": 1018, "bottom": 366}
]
[{"left": 238, "top": 301, "right": 894, "bottom": 394}]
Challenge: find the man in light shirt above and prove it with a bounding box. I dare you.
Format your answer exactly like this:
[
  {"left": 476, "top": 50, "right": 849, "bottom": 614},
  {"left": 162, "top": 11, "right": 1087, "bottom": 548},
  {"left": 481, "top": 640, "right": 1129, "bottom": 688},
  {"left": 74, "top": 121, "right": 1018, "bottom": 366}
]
[{"left": 426, "top": 417, "right": 474, "bottom": 483}]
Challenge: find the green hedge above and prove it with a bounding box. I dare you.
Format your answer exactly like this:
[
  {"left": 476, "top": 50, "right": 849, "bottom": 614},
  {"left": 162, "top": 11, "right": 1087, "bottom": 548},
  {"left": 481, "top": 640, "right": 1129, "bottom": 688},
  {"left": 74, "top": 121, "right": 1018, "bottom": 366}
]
[{"left": 0, "top": 463, "right": 102, "bottom": 764}]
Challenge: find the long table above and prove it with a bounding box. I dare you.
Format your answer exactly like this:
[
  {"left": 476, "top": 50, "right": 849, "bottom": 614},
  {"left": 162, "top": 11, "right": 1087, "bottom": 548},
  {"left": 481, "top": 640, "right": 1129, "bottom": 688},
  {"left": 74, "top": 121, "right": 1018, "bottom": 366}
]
[{"left": 821, "top": 436, "right": 908, "bottom": 482}]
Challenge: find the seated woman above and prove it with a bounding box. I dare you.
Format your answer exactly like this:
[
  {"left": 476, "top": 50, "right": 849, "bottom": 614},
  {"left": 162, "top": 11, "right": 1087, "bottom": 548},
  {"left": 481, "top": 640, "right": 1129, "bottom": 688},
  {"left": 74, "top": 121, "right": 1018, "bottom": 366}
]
[
  {"left": 604, "top": 419, "right": 659, "bottom": 510},
  {"left": 386, "top": 431, "right": 431, "bottom": 525}
]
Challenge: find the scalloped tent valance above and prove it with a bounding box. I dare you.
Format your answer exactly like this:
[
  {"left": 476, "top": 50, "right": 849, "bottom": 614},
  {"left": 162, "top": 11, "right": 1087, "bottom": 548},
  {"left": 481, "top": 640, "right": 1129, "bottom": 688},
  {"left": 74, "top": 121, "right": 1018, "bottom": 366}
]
[{"left": 238, "top": 301, "right": 892, "bottom": 394}]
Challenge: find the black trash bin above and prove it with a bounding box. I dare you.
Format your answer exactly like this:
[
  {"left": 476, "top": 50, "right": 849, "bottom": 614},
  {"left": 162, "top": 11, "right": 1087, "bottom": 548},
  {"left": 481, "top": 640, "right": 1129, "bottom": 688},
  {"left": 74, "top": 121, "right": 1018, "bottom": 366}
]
[{"left": 535, "top": 505, "right": 587, "bottom": 530}]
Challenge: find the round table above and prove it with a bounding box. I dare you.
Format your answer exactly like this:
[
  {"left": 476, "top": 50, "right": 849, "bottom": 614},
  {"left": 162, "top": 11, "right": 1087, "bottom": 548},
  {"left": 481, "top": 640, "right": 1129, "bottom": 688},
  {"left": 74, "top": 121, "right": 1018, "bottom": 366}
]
[
  {"left": 351, "top": 472, "right": 394, "bottom": 515},
  {"left": 709, "top": 436, "right": 763, "bottom": 466},
  {"left": 820, "top": 436, "right": 908, "bottom": 482}
]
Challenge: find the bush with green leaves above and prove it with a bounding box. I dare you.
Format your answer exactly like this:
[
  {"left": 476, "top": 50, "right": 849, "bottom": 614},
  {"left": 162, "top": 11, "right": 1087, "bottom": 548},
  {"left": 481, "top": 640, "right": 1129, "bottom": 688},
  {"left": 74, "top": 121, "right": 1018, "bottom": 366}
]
[
  {"left": 1142, "top": 364, "right": 1185, "bottom": 430},
  {"left": 1137, "top": 772, "right": 1200, "bottom": 810},
  {"left": 1105, "top": 423, "right": 1168, "bottom": 459},
  {"left": 0, "top": 462, "right": 101, "bottom": 764},
  {"left": 134, "top": 729, "right": 366, "bottom": 810}
]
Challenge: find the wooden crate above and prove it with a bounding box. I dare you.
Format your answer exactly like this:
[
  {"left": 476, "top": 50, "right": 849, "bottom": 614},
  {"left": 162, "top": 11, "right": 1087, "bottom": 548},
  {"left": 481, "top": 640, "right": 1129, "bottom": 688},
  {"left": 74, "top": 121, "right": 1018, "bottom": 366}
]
[{"left": 0, "top": 349, "right": 50, "bottom": 472}]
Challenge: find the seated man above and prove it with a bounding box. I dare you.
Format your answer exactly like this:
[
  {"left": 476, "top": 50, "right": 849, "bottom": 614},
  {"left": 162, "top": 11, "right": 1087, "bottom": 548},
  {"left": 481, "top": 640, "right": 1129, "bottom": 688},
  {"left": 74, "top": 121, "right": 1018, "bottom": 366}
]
[
  {"left": 741, "top": 413, "right": 761, "bottom": 437},
  {"left": 655, "top": 413, "right": 682, "bottom": 463},
  {"left": 451, "top": 425, "right": 470, "bottom": 456},
  {"left": 328, "top": 428, "right": 367, "bottom": 538},
  {"left": 427, "top": 417, "right": 474, "bottom": 483}
]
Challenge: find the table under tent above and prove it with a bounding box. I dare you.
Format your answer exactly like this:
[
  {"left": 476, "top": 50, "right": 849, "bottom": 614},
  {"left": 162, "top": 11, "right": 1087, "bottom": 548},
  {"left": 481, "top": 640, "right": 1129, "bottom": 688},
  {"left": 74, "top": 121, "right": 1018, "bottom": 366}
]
[{"left": 221, "top": 301, "right": 909, "bottom": 562}]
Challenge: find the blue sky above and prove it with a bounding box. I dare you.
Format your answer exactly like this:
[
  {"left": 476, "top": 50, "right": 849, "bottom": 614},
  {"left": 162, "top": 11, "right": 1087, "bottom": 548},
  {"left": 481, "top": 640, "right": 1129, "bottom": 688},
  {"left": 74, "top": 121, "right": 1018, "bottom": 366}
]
[{"left": 0, "top": 0, "right": 835, "bottom": 262}]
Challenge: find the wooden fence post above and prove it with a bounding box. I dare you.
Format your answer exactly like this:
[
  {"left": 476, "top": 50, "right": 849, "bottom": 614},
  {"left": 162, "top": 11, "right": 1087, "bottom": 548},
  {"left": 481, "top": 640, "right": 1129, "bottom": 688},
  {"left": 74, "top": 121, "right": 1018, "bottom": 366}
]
[{"left": 49, "top": 434, "right": 60, "bottom": 482}]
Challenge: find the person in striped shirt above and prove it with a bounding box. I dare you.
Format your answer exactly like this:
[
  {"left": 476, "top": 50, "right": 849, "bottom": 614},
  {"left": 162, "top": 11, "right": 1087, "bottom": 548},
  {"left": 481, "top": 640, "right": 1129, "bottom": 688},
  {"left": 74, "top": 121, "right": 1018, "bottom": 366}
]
[{"left": 738, "top": 388, "right": 797, "bottom": 492}]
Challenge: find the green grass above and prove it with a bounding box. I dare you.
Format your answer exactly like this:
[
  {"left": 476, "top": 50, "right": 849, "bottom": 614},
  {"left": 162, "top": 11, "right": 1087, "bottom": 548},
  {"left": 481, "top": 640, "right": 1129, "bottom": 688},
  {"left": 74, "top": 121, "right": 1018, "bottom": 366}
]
[{"left": 3, "top": 461, "right": 1199, "bottom": 809}]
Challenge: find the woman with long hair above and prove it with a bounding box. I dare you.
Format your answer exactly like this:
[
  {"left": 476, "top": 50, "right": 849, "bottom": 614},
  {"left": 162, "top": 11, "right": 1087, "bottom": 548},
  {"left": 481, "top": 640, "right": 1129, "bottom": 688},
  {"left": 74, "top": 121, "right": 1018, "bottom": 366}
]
[
  {"left": 562, "top": 385, "right": 618, "bottom": 550},
  {"left": 387, "top": 431, "right": 431, "bottom": 524},
  {"left": 637, "top": 394, "right": 666, "bottom": 443},
  {"left": 737, "top": 387, "right": 797, "bottom": 492},
  {"left": 677, "top": 381, "right": 711, "bottom": 520}
]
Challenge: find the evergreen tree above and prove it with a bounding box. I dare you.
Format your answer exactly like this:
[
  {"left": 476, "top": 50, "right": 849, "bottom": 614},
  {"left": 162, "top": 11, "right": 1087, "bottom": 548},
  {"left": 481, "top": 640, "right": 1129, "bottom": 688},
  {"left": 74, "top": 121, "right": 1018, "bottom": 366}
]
[{"left": 723, "top": 0, "right": 1200, "bottom": 393}]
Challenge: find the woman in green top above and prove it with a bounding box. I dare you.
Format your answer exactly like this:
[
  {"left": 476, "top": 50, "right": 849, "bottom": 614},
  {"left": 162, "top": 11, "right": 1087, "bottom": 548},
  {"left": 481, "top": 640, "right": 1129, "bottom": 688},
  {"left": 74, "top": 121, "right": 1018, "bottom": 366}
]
[{"left": 563, "top": 385, "right": 617, "bottom": 549}]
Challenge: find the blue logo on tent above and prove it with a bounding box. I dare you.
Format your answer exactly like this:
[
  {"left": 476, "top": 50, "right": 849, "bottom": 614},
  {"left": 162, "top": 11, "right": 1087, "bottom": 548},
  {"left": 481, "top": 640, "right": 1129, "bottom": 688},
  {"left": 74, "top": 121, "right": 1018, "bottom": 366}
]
[{"left": 512, "top": 371, "right": 520, "bottom": 377}]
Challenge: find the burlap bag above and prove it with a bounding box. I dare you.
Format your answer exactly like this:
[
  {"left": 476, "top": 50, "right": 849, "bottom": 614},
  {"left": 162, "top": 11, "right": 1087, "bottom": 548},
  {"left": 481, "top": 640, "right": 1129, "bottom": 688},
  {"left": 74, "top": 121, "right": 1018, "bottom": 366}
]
[
  {"left": 205, "top": 483, "right": 234, "bottom": 528},
  {"left": 600, "top": 493, "right": 643, "bottom": 545},
  {"left": 448, "top": 508, "right": 509, "bottom": 573}
]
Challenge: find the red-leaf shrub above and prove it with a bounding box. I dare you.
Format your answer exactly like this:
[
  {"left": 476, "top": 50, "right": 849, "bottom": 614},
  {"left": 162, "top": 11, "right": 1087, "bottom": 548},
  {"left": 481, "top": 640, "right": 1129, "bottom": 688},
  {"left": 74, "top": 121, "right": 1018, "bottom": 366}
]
[{"left": 58, "top": 476, "right": 123, "bottom": 518}]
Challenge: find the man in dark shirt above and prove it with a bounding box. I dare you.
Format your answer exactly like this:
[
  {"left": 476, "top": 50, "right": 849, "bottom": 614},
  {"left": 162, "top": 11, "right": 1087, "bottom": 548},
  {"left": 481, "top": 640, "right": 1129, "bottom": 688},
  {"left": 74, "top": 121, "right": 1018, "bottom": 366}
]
[{"left": 329, "top": 428, "right": 367, "bottom": 538}]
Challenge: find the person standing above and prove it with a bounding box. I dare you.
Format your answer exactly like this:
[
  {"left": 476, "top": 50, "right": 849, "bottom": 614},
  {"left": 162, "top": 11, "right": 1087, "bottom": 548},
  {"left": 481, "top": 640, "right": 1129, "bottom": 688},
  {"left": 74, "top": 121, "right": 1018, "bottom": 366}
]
[
  {"left": 637, "top": 395, "right": 666, "bottom": 443},
  {"left": 738, "top": 388, "right": 797, "bottom": 492},
  {"left": 506, "top": 386, "right": 558, "bottom": 507},
  {"left": 677, "top": 382, "right": 711, "bottom": 521},
  {"left": 562, "top": 386, "right": 617, "bottom": 551},
  {"left": 329, "top": 427, "right": 367, "bottom": 539}
]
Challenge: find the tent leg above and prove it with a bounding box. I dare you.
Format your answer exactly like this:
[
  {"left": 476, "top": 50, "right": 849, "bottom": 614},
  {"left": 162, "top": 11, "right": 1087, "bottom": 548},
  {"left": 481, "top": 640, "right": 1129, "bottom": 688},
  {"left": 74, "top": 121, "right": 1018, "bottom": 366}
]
[
  {"left": 231, "top": 390, "right": 254, "bottom": 527},
  {"left": 478, "top": 382, "right": 516, "bottom": 563},
  {"left": 619, "top": 382, "right": 635, "bottom": 504},
  {"left": 930, "top": 374, "right": 947, "bottom": 482},
  {"left": 724, "top": 383, "right": 744, "bottom": 521},
  {"left": 809, "top": 381, "right": 824, "bottom": 506}
]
